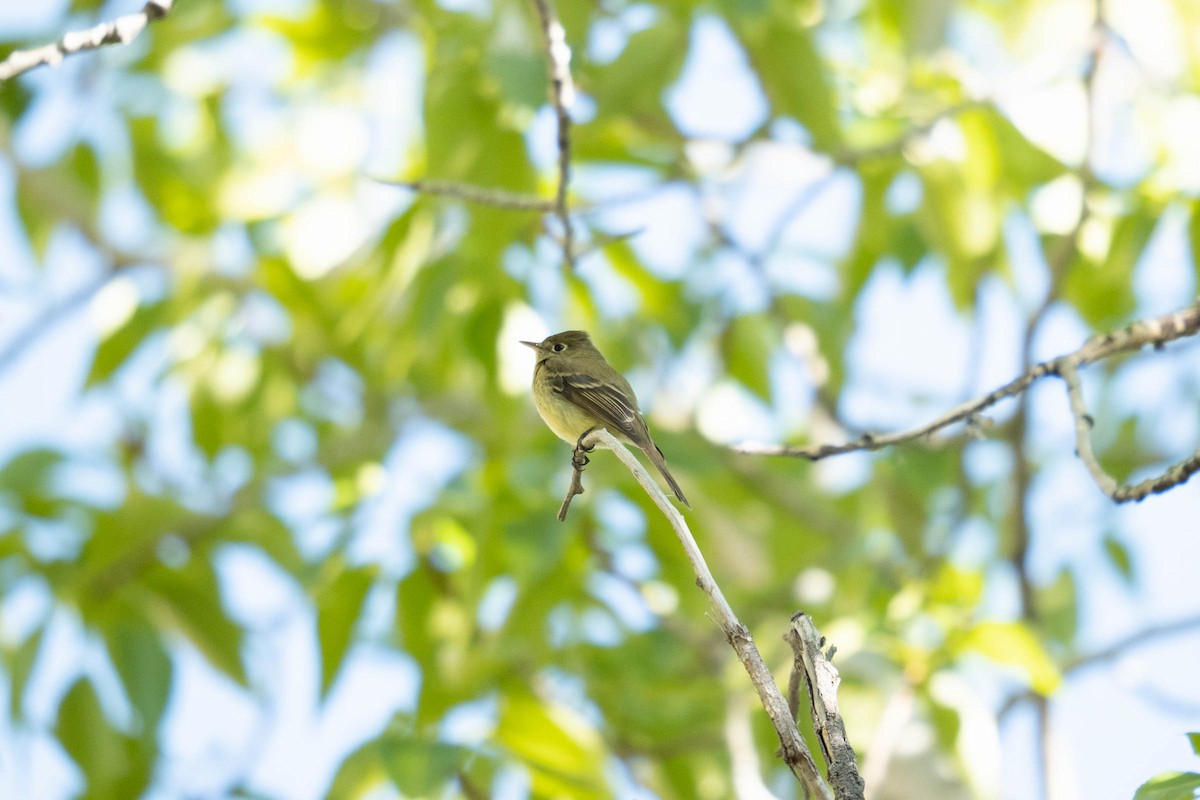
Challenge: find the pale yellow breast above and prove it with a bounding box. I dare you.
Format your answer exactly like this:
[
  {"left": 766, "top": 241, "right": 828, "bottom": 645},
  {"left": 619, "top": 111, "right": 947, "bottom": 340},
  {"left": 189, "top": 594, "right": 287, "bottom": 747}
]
[{"left": 532, "top": 375, "right": 600, "bottom": 444}]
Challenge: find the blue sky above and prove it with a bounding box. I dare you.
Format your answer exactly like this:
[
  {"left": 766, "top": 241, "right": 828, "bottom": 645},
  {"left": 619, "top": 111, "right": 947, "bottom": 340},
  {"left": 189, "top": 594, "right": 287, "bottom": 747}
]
[{"left": 2, "top": 1, "right": 1200, "bottom": 798}]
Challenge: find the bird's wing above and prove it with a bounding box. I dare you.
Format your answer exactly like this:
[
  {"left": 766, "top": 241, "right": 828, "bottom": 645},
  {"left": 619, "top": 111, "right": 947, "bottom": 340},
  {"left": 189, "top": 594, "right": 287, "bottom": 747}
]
[{"left": 549, "top": 372, "right": 647, "bottom": 444}]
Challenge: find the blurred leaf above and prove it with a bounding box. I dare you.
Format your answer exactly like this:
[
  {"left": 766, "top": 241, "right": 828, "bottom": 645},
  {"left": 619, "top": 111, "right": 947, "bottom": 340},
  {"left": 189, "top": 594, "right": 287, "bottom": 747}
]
[
  {"left": 497, "top": 692, "right": 609, "bottom": 799},
  {"left": 7, "top": 625, "right": 45, "bottom": 720},
  {"left": 221, "top": 508, "right": 306, "bottom": 576},
  {"left": 141, "top": 560, "right": 246, "bottom": 686},
  {"left": 725, "top": 0, "right": 841, "bottom": 150},
  {"left": 87, "top": 300, "right": 166, "bottom": 386},
  {"left": 104, "top": 616, "right": 173, "bottom": 737},
  {"left": 1132, "top": 772, "right": 1200, "bottom": 800},
  {"left": 1035, "top": 568, "right": 1077, "bottom": 645},
  {"left": 1190, "top": 732, "right": 1200, "bottom": 756},
  {"left": 316, "top": 562, "right": 377, "bottom": 699},
  {"left": 1064, "top": 209, "right": 1156, "bottom": 327},
  {"left": 1103, "top": 533, "right": 1134, "bottom": 584},
  {"left": 191, "top": 388, "right": 224, "bottom": 460},
  {"left": 130, "top": 116, "right": 222, "bottom": 234},
  {"left": 259, "top": 2, "right": 375, "bottom": 66},
  {"left": 721, "top": 314, "right": 777, "bottom": 400},
  {"left": 918, "top": 160, "right": 999, "bottom": 308},
  {"left": 578, "top": 631, "right": 723, "bottom": 748},
  {"left": 981, "top": 108, "right": 1067, "bottom": 193},
  {"left": 81, "top": 494, "right": 192, "bottom": 582},
  {"left": 326, "top": 740, "right": 389, "bottom": 800},
  {"left": 0, "top": 449, "right": 64, "bottom": 515},
  {"left": 1191, "top": 201, "right": 1200, "bottom": 285},
  {"left": 381, "top": 738, "right": 472, "bottom": 797},
  {"left": 585, "top": 19, "right": 688, "bottom": 128},
  {"left": 958, "top": 621, "right": 1061, "bottom": 695},
  {"left": 55, "top": 678, "right": 151, "bottom": 799},
  {"left": 843, "top": 161, "right": 904, "bottom": 300},
  {"left": 876, "top": 0, "right": 951, "bottom": 54},
  {"left": 605, "top": 240, "right": 692, "bottom": 344}
]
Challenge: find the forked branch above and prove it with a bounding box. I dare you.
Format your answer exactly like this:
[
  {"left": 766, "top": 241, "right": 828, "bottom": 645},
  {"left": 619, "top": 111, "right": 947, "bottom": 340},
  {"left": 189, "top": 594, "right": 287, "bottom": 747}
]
[{"left": 559, "top": 429, "right": 836, "bottom": 799}]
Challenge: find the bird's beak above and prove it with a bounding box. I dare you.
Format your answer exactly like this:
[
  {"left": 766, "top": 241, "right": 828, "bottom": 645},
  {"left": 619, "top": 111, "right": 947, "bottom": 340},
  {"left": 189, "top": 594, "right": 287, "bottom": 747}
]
[{"left": 519, "top": 340, "right": 542, "bottom": 351}]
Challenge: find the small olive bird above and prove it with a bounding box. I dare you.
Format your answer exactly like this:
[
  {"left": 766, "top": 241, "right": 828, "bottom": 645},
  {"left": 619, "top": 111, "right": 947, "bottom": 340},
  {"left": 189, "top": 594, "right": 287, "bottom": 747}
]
[{"left": 521, "top": 330, "right": 689, "bottom": 508}]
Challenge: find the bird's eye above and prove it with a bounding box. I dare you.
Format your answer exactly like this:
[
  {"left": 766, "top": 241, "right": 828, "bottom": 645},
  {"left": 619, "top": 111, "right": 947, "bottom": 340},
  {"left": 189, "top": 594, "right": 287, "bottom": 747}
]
[{"left": 552, "top": 343, "right": 567, "bottom": 352}]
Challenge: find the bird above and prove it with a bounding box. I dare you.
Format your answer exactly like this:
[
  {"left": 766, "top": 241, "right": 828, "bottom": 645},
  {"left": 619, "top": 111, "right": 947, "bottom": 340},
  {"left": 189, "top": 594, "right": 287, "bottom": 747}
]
[{"left": 521, "top": 330, "right": 689, "bottom": 508}]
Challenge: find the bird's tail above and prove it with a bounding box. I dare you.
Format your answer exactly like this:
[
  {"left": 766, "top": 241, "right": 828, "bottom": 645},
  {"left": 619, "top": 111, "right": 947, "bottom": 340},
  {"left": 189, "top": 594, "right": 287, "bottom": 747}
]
[{"left": 643, "top": 444, "right": 690, "bottom": 508}]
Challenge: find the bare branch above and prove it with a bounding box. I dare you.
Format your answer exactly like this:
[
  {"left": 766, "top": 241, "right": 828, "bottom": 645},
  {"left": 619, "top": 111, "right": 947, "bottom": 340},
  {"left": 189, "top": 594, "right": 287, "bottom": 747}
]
[
  {"left": 999, "top": 614, "right": 1200, "bottom": 720},
  {"left": 0, "top": 0, "right": 174, "bottom": 82},
  {"left": 378, "top": 179, "right": 558, "bottom": 212},
  {"left": 566, "top": 429, "right": 834, "bottom": 800},
  {"left": 0, "top": 275, "right": 111, "bottom": 374},
  {"left": 528, "top": 0, "right": 575, "bottom": 269},
  {"left": 787, "top": 613, "right": 865, "bottom": 800},
  {"left": 733, "top": 301, "right": 1200, "bottom": 502},
  {"left": 557, "top": 436, "right": 593, "bottom": 521},
  {"left": 1065, "top": 613, "right": 1200, "bottom": 673}
]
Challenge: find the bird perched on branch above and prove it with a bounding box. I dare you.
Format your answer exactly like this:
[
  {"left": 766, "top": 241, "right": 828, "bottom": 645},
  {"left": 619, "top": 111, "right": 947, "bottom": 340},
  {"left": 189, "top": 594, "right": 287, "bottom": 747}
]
[{"left": 521, "top": 330, "right": 689, "bottom": 508}]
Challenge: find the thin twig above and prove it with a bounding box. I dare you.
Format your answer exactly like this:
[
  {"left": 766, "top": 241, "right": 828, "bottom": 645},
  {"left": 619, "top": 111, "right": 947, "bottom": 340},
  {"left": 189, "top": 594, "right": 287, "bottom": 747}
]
[
  {"left": 733, "top": 301, "right": 1200, "bottom": 503},
  {"left": 0, "top": 0, "right": 174, "bottom": 82},
  {"left": 527, "top": 0, "right": 575, "bottom": 269},
  {"left": 378, "top": 179, "right": 558, "bottom": 212},
  {"left": 0, "top": 275, "right": 113, "bottom": 374},
  {"left": 998, "top": 614, "right": 1200, "bottom": 720},
  {"left": 557, "top": 437, "right": 594, "bottom": 521},
  {"left": 567, "top": 429, "right": 834, "bottom": 800},
  {"left": 787, "top": 613, "right": 865, "bottom": 800}
]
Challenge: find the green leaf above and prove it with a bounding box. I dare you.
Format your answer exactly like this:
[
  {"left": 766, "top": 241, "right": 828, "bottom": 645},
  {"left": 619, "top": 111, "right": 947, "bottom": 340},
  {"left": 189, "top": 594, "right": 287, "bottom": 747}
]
[
  {"left": 327, "top": 730, "right": 485, "bottom": 799},
  {"left": 87, "top": 300, "right": 166, "bottom": 387},
  {"left": 1103, "top": 533, "right": 1135, "bottom": 584},
  {"left": 958, "top": 621, "right": 1061, "bottom": 695},
  {"left": 381, "top": 738, "right": 472, "bottom": 797},
  {"left": 981, "top": 109, "right": 1067, "bottom": 193},
  {"left": 141, "top": 561, "right": 247, "bottom": 686},
  {"left": 55, "top": 678, "right": 151, "bottom": 798},
  {"left": 1190, "top": 201, "right": 1200, "bottom": 286},
  {"left": 1064, "top": 208, "right": 1156, "bottom": 327},
  {"left": 605, "top": 240, "right": 692, "bottom": 344},
  {"left": 1132, "top": 772, "right": 1200, "bottom": 800},
  {"left": 585, "top": 20, "right": 689, "bottom": 128},
  {"left": 842, "top": 162, "right": 904, "bottom": 301},
  {"left": 721, "top": 314, "right": 777, "bottom": 400},
  {"left": 8, "top": 625, "right": 46, "bottom": 720},
  {"left": 191, "top": 388, "right": 224, "bottom": 460},
  {"left": 104, "top": 617, "right": 173, "bottom": 738},
  {"left": 1190, "top": 732, "right": 1200, "bottom": 756},
  {"left": 130, "top": 116, "right": 221, "bottom": 234},
  {"left": 326, "top": 740, "right": 389, "bottom": 800},
  {"left": 228, "top": 509, "right": 306, "bottom": 576},
  {"left": 497, "top": 692, "right": 609, "bottom": 799},
  {"left": 1035, "top": 568, "right": 1077, "bottom": 645},
  {"left": 316, "top": 562, "right": 377, "bottom": 699},
  {"left": 918, "top": 160, "right": 1000, "bottom": 308},
  {"left": 81, "top": 494, "right": 193, "bottom": 584},
  {"left": 0, "top": 449, "right": 64, "bottom": 497},
  {"left": 725, "top": 1, "right": 841, "bottom": 150}
]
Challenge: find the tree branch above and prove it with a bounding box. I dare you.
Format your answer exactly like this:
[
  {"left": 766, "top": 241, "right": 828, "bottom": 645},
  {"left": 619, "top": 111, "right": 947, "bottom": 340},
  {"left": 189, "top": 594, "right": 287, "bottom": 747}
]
[
  {"left": 998, "top": 613, "right": 1200, "bottom": 720},
  {"left": 563, "top": 429, "right": 834, "bottom": 800},
  {"left": 732, "top": 301, "right": 1200, "bottom": 502},
  {"left": 377, "top": 179, "right": 558, "bottom": 212},
  {"left": 786, "top": 613, "right": 865, "bottom": 800},
  {"left": 0, "top": 0, "right": 175, "bottom": 82},
  {"left": 528, "top": 0, "right": 575, "bottom": 269}
]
